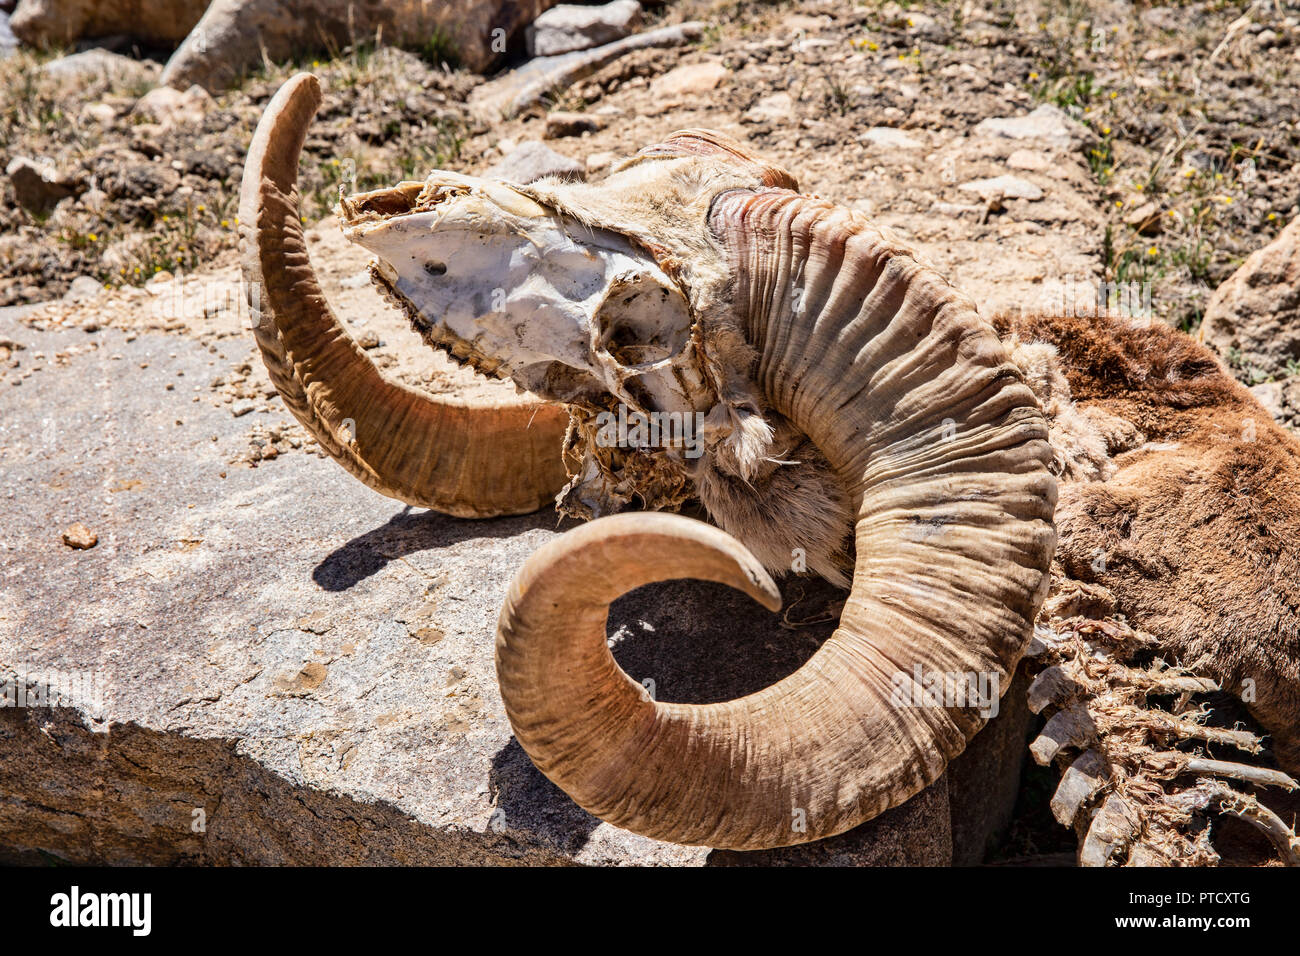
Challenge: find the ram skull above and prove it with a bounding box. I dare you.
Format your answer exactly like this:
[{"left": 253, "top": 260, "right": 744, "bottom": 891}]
[{"left": 244, "top": 75, "right": 1300, "bottom": 857}]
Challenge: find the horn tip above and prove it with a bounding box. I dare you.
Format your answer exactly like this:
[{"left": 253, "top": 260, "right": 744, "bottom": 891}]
[{"left": 750, "top": 571, "right": 782, "bottom": 613}]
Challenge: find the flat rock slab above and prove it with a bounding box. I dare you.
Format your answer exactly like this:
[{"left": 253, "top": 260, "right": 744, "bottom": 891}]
[
  {"left": 0, "top": 308, "right": 980, "bottom": 865},
  {"left": 469, "top": 22, "right": 703, "bottom": 120}
]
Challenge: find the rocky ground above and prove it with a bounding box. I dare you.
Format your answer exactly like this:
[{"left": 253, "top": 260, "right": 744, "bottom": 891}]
[
  {"left": 4, "top": 0, "right": 1299, "bottom": 396},
  {"left": 2, "top": 0, "right": 1298, "bottom": 865}
]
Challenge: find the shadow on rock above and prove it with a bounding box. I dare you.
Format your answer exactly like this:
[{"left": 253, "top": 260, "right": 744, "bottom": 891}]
[
  {"left": 487, "top": 738, "right": 603, "bottom": 857},
  {"left": 313, "top": 505, "right": 577, "bottom": 591},
  {"left": 0, "top": 706, "right": 570, "bottom": 865},
  {"left": 608, "top": 575, "right": 840, "bottom": 703},
  {"left": 485, "top": 575, "right": 841, "bottom": 855}
]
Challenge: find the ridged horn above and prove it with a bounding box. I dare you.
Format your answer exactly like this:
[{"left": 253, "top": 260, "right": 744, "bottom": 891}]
[
  {"left": 496, "top": 187, "right": 1057, "bottom": 848},
  {"left": 239, "top": 73, "right": 568, "bottom": 518}
]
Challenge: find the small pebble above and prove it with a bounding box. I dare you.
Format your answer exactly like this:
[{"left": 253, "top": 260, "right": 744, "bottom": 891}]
[{"left": 62, "top": 522, "right": 98, "bottom": 549}]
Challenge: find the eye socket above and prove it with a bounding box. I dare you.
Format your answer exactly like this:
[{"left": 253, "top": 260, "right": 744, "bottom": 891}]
[
  {"left": 604, "top": 318, "right": 675, "bottom": 365},
  {"left": 534, "top": 361, "right": 606, "bottom": 405},
  {"left": 595, "top": 273, "right": 691, "bottom": 368}
]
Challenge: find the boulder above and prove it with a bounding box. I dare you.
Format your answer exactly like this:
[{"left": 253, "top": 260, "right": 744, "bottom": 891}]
[
  {"left": 469, "top": 21, "right": 702, "bottom": 120},
  {"left": 79, "top": 102, "right": 119, "bottom": 125},
  {"left": 860, "top": 126, "right": 924, "bottom": 150},
  {"left": 973, "top": 104, "right": 1085, "bottom": 150},
  {"left": 0, "top": 9, "right": 17, "bottom": 59},
  {"left": 485, "top": 141, "right": 585, "bottom": 184},
  {"left": 743, "top": 91, "right": 794, "bottom": 124},
  {"left": 1202, "top": 215, "right": 1300, "bottom": 378},
  {"left": 161, "top": 0, "right": 560, "bottom": 92},
  {"left": 958, "top": 174, "right": 1045, "bottom": 202},
  {"left": 62, "top": 276, "right": 105, "bottom": 304},
  {"left": 6, "top": 156, "right": 75, "bottom": 214},
  {"left": 42, "top": 48, "right": 157, "bottom": 86},
  {"left": 1007, "top": 148, "right": 1054, "bottom": 172},
  {"left": 0, "top": 301, "right": 1037, "bottom": 866},
  {"left": 743, "top": 91, "right": 790, "bottom": 124},
  {"left": 132, "top": 84, "right": 214, "bottom": 129},
  {"left": 527, "top": 0, "right": 641, "bottom": 57},
  {"left": 649, "top": 60, "right": 728, "bottom": 98},
  {"left": 10, "top": 0, "right": 204, "bottom": 47},
  {"left": 902, "top": 10, "right": 946, "bottom": 41}
]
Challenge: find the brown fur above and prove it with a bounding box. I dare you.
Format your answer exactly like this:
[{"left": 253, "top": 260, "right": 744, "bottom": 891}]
[
  {"left": 995, "top": 310, "right": 1300, "bottom": 772},
  {"left": 696, "top": 417, "right": 855, "bottom": 587}
]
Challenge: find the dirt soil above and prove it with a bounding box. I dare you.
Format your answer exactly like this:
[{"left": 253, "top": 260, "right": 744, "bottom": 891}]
[
  {"left": 4, "top": 0, "right": 1299, "bottom": 402},
  {"left": 6, "top": 0, "right": 1297, "bottom": 442}
]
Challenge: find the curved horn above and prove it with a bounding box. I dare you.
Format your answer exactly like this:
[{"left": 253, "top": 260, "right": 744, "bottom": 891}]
[
  {"left": 497, "top": 189, "right": 1057, "bottom": 848},
  {"left": 239, "top": 73, "right": 568, "bottom": 518}
]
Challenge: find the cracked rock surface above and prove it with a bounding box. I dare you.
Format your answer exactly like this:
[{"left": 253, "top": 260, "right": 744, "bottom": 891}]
[
  {"left": 1, "top": 290, "right": 1039, "bottom": 863},
  {"left": 0, "top": 227, "right": 1040, "bottom": 864}
]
